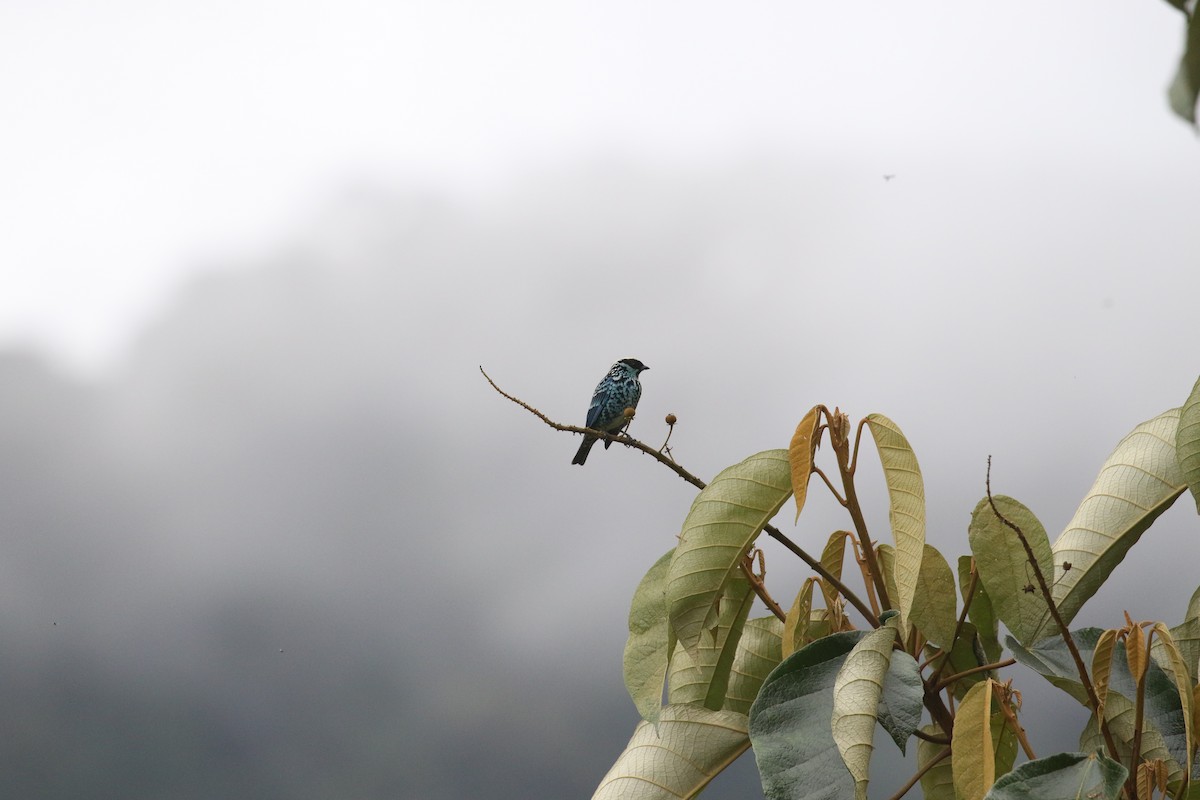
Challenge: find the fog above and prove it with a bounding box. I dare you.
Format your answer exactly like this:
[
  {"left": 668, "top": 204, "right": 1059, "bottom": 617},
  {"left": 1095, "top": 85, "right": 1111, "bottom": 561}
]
[
  {"left": 3, "top": 2, "right": 1200, "bottom": 798},
  {"left": 0, "top": 155, "right": 1196, "bottom": 797}
]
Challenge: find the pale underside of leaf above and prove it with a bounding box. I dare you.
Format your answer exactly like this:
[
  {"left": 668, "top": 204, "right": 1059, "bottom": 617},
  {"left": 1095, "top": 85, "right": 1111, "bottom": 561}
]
[
  {"left": 1040, "top": 409, "right": 1186, "bottom": 640},
  {"left": 831, "top": 626, "right": 896, "bottom": 800},
  {"left": 864, "top": 414, "right": 925, "bottom": 630},
  {"left": 1178, "top": 375, "right": 1200, "bottom": 513},
  {"left": 591, "top": 705, "right": 750, "bottom": 800},
  {"left": 623, "top": 549, "right": 676, "bottom": 726},
  {"left": 724, "top": 617, "right": 784, "bottom": 714},
  {"left": 666, "top": 450, "right": 793, "bottom": 658}
]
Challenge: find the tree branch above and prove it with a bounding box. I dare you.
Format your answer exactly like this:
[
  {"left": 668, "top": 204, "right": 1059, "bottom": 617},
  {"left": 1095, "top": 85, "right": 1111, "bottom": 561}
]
[{"left": 482, "top": 366, "right": 879, "bottom": 626}]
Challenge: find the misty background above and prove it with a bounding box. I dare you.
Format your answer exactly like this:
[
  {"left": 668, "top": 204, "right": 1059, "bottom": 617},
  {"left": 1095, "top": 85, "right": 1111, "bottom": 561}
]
[{"left": 2, "top": 2, "right": 1200, "bottom": 798}]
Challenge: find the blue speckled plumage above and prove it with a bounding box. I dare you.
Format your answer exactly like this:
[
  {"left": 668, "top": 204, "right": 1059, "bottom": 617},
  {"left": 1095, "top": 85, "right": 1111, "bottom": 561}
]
[{"left": 572, "top": 358, "right": 649, "bottom": 465}]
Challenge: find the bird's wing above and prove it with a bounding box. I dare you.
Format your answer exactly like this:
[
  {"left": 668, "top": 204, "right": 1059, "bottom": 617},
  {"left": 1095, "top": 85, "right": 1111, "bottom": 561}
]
[{"left": 584, "top": 394, "right": 605, "bottom": 429}]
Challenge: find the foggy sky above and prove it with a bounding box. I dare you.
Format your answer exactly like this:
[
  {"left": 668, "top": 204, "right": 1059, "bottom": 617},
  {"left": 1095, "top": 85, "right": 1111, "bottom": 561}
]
[
  {"left": 0, "top": 153, "right": 1197, "bottom": 797},
  {"left": 2, "top": 2, "right": 1200, "bottom": 796}
]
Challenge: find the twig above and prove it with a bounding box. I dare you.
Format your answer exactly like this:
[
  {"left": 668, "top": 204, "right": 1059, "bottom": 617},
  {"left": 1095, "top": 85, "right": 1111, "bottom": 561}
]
[
  {"left": 986, "top": 456, "right": 1125, "bottom": 776},
  {"left": 887, "top": 745, "right": 951, "bottom": 800},
  {"left": 935, "top": 658, "right": 1016, "bottom": 691},
  {"left": 481, "top": 366, "right": 708, "bottom": 489},
  {"left": 741, "top": 552, "right": 786, "bottom": 622},
  {"left": 482, "top": 366, "right": 880, "bottom": 626}
]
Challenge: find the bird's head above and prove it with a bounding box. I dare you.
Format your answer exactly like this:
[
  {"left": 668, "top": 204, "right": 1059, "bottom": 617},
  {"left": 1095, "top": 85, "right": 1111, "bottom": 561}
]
[{"left": 618, "top": 358, "right": 649, "bottom": 374}]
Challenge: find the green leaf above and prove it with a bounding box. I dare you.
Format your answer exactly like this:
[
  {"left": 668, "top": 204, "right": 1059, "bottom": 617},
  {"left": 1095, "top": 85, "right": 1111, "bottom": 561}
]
[
  {"left": 591, "top": 705, "right": 750, "bottom": 800},
  {"left": 936, "top": 621, "right": 990, "bottom": 700},
  {"left": 1010, "top": 629, "right": 1191, "bottom": 777},
  {"left": 782, "top": 579, "right": 817, "bottom": 658},
  {"left": 1168, "top": 6, "right": 1200, "bottom": 126},
  {"left": 1079, "top": 690, "right": 1181, "bottom": 787},
  {"left": 876, "top": 543, "right": 900, "bottom": 623},
  {"left": 877, "top": 651, "right": 923, "bottom": 754},
  {"left": 952, "top": 679, "right": 996, "bottom": 800},
  {"left": 666, "top": 574, "right": 755, "bottom": 711},
  {"left": 910, "top": 543, "right": 957, "bottom": 650},
  {"left": 831, "top": 626, "right": 897, "bottom": 799},
  {"left": 1179, "top": 375, "right": 1200, "bottom": 513},
  {"left": 989, "top": 710, "right": 1019, "bottom": 782},
  {"left": 981, "top": 752, "right": 1126, "bottom": 800},
  {"left": 1151, "top": 621, "right": 1193, "bottom": 790},
  {"left": 1090, "top": 628, "right": 1117, "bottom": 723},
  {"left": 749, "top": 631, "right": 864, "bottom": 800},
  {"left": 1187, "top": 583, "right": 1200, "bottom": 623},
  {"left": 967, "top": 495, "right": 1054, "bottom": 647},
  {"left": 725, "top": 616, "right": 784, "bottom": 714},
  {"left": 1159, "top": 617, "right": 1200, "bottom": 685},
  {"left": 666, "top": 450, "right": 792, "bottom": 658},
  {"left": 917, "top": 726, "right": 954, "bottom": 800},
  {"left": 1039, "top": 409, "right": 1187, "bottom": 641},
  {"left": 958, "top": 556, "right": 1002, "bottom": 663},
  {"left": 623, "top": 548, "right": 675, "bottom": 726},
  {"left": 864, "top": 414, "right": 925, "bottom": 628},
  {"left": 819, "top": 531, "right": 850, "bottom": 608}
]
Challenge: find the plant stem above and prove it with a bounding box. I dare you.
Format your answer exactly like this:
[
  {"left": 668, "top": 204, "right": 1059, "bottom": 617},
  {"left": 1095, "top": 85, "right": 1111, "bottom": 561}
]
[{"left": 985, "top": 457, "right": 1125, "bottom": 778}]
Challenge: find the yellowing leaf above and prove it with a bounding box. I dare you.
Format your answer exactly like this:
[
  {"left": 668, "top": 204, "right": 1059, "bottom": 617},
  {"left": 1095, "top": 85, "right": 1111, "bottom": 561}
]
[
  {"left": 781, "top": 579, "right": 817, "bottom": 658},
  {"left": 1151, "top": 622, "right": 1193, "bottom": 789},
  {"left": 1091, "top": 628, "right": 1118, "bottom": 723},
  {"left": 952, "top": 679, "right": 996, "bottom": 800},
  {"left": 789, "top": 406, "right": 821, "bottom": 521},
  {"left": 819, "top": 530, "right": 850, "bottom": 608}
]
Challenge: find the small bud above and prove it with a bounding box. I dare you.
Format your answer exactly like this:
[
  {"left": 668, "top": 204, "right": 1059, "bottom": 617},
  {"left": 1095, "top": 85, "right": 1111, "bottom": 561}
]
[
  {"left": 1062, "top": 561, "right": 1072, "bottom": 571},
  {"left": 623, "top": 407, "right": 636, "bottom": 419},
  {"left": 665, "top": 413, "right": 677, "bottom": 425}
]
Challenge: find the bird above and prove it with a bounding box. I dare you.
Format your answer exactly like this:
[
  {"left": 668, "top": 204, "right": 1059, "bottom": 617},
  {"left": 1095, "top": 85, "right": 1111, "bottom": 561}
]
[
  {"left": 883, "top": 174, "right": 896, "bottom": 182},
  {"left": 572, "top": 358, "right": 649, "bottom": 465}
]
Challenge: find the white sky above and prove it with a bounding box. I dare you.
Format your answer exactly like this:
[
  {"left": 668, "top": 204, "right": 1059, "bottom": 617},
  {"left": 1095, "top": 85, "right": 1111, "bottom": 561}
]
[{"left": 0, "top": 0, "right": 1192, "bottom": 374}]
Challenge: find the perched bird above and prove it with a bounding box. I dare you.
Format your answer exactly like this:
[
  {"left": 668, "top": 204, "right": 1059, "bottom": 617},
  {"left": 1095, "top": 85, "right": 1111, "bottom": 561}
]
[{"left": 572, "top": 358, "right": 649, "bottom": 465}]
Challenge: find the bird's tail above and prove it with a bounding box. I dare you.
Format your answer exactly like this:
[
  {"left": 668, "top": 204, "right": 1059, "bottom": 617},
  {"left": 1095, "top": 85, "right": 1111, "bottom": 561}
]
[{"left": 572, "top": 436, "right": 598, "bottom": 465}]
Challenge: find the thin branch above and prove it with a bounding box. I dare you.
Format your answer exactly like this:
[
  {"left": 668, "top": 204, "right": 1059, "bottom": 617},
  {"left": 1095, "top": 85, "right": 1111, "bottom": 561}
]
[
  {"left": 935, "top": 658, "right": 1016, "bottom": 691},
  {"left": 762, "top": 522, "right": 878, "bottom": 627},
  {"left": 481, "top": 366, "right": 707, "bottom": 488},
  {"left": 929, "top": 561, "right": 979, "bottom": 688},
  {"left": 481, "top": 366, "right": 881, "bottom": 626},
  {"left": 741, "top": 552, "right": 786, "bottom": 622},
  {"left": 887, "top": 746, "right": 951, "bottom": 800},
  {"left": 986, "top": 456, "right": 1125, "bottom": 773},
  {"left": 992, "top": 684, "right": 1037, "bottom": 760},
  {"left": 912, "top": 728, "right": 950, "bottom": 745}
]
